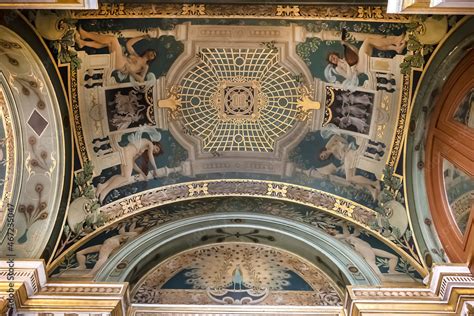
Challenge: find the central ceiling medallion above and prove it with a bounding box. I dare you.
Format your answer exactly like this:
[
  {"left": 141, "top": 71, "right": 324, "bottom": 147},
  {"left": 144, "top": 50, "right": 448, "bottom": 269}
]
[
  {"left": 214, "top": 79, "right": 266, "bottom": 121},
  {"left": 179, "top": 48, "right": 300, "bottom": 152}
]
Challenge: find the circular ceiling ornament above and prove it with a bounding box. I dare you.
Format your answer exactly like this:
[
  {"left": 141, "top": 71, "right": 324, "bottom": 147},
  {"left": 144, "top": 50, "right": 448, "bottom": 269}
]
[{"left": 179, "top": 48, "right": 300, "bottom": 152}]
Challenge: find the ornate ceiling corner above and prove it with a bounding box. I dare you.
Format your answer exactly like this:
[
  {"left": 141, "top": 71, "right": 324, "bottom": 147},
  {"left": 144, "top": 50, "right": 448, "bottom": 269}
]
[
  {"left": 57, "top": 9, "right": 429, "bottom": 274},
  {"left": 13, "top": 7, "right": 470, "bottom": 302}
]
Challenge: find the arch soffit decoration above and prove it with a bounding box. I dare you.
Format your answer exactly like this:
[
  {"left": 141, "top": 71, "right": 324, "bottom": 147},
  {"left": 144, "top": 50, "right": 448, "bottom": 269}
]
[
  {"left": 96, "top": 212, "right": 382, "bottom": 287},
  {"left": 0, "top": 24, "right": 70, "bottom": 258},
  {"left": 49, "top": 196, "right": 420, "bottom": 285}
]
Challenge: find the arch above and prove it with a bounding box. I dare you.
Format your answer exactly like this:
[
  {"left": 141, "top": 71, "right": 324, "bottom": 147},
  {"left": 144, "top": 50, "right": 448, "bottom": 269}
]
[
  {"left": 405, "top": 16, "right": 474, "bottom": 269},
  {"left": 96, "top": 212, "right": 382, "bottom": 287},
  {"left": 49, "top": 194, "right": 424, "bottom": 278},
  {"left": 425, "top": 51, "right": 474, "bottom": 263},
  {"left": 0, "top": 20, "right": 72, "bottom": 259}
]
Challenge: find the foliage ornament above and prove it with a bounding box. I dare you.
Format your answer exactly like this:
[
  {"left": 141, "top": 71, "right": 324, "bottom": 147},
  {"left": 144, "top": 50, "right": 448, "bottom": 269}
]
[{"left": 56, "top": 161, "right": 105, "bottom": 257}]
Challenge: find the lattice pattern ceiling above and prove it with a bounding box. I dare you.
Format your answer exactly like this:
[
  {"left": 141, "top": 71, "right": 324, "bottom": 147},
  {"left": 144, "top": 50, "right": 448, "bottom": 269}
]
[{"left": 179, "top": 48, "right": 300, "bottom": 152}]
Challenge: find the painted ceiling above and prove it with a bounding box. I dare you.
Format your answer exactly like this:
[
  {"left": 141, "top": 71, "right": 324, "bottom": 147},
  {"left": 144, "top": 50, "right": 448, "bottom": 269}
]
[{"left": 0, "top": 4, "right": 470, "bottom": 307}]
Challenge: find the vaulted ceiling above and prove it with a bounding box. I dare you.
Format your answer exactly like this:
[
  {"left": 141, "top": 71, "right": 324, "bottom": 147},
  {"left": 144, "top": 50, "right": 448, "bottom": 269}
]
[{"left": 0, "top": 5, "right": 472, "bottom": 308}]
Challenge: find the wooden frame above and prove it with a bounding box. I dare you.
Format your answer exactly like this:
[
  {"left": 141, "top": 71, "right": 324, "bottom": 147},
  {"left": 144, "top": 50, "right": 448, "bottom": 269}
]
[{"left": 425, "top": 49, "right": 474, "bottom": 273}]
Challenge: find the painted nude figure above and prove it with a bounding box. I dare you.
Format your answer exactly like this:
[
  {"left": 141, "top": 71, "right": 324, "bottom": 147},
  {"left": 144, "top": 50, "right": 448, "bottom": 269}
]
[
  {"left": 75, "top": 26, "right": 156, "bottom": 82},
  {"left": 73, "top": 221, "right": 144, "bottom": 276},
  {"left": 336, "top": 115, "right": 370, "bottom": 133},
  {"left": 318, "top": 134, "right": 379, "bottom": 198},
  {"left": 298, "top": 131, "right": 379, "bottom": 199},
  {"left": 330, "top": 223, "right": 402, "bottom": 277},
  {"left": 325, "top": 30, "right": 406, "bottom": 89},
  {"left": 96, "top": 128, "right": 163, "bottom": 203}
]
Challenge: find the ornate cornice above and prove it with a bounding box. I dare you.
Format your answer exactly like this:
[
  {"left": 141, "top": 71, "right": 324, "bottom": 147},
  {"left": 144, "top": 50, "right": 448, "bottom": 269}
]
[
  {"left": 2, "top": 261, "right": 473, "bottom": 315},
  {"left": 0, "top": 260, "right": 127, "bottom": 315},
  {"left": 346, "top": 265, "right": 474, "bottom": 315}
]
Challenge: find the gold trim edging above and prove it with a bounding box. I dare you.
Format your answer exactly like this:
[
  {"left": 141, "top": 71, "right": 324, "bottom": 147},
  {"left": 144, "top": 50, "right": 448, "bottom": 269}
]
[{"left": 70, "top": 3, "right": 409, "bottom": 22}]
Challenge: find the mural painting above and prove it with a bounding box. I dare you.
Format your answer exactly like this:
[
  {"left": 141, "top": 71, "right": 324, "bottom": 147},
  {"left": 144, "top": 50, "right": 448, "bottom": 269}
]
[
  {"left": 19, "top": 6, "right": 455, "bottom": 288},
  {"left": 323, "top": 87, "right": 375, "bottom": 136},
  {"left": 52, "top": 197, "right": 421, "bottom": 283},
  {"left": 133, "top": 243, "right": 342, "bottom": 306},
  {"left": 62, "top": 17, "right": 409, "bottom": 209}
]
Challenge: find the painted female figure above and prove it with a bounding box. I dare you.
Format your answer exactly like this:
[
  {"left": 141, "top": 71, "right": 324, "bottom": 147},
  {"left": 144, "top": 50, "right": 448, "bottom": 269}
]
[
  {"left": 96, "top": 128, "right": 163, "bottom": 203},
  {"left": 325, "top": 30, "right": 406, "bottom": 90},
  {"left": 336, "top": 115, "right": 370, "bottom": 134},
  {"left": 75, "top": 26, "right": 157, "bottom": 82}
]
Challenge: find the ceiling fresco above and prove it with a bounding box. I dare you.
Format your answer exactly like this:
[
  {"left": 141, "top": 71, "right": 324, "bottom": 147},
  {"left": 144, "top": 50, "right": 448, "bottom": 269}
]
[
  {"left": 50, "top": 197, "right": 421, "bottom": 285},
  {"left": 0, "top": 6, "right": 466, "bottom": 307}
]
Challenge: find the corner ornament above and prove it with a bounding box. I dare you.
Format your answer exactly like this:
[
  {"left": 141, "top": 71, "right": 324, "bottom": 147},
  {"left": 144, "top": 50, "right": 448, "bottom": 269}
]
[
  {"left": 296, "top": 85, "right": 320, "bottom": 121},
  {"left": 158, "top": 85, "right": 182, "bottom": 120}
]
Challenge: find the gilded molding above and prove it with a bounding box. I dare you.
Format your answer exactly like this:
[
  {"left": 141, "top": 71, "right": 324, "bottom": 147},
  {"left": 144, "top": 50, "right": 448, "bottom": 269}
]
[
  {"left": 42, "top": 285, "right": 123, "bottom": 295},
  {"left": 0, "top": 261, "right": 127, "bottom": 315},
  {"left": 0, "top": 0, "right": 97, "bottom": 10},
  {"left": 346, "top": 265, "right": 474, "bottom": 315},
  {"left": 388, "top": 73, "right": 411, "bottom": 169},
  {"left": 99, "top": 179, "right": 376, "bottom": 225},
  {"left": 71, "top": 3, "right": 409, "bottom": 22},
  {"left": 70, "top": 66, "right": 88, "bottom": 165}
]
